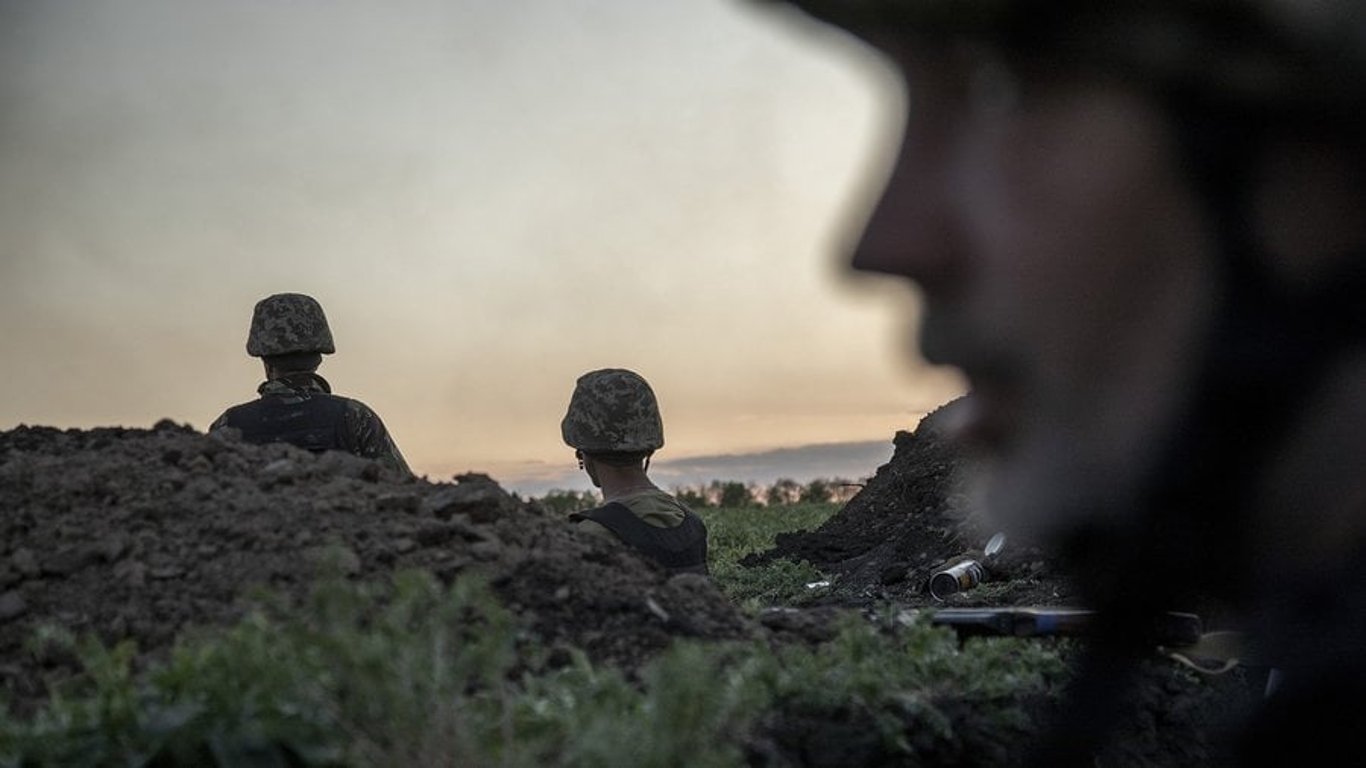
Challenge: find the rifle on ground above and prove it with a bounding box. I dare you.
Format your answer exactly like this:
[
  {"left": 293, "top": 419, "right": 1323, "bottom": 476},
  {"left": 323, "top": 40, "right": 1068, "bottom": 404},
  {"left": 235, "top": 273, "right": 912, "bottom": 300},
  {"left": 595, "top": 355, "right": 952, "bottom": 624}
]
[
  {"left": 929, "top": 606, "right": 1256, "bottom": 679},
  {"left": 929, "top": 606, "right": 1205, "bottom": 648}
]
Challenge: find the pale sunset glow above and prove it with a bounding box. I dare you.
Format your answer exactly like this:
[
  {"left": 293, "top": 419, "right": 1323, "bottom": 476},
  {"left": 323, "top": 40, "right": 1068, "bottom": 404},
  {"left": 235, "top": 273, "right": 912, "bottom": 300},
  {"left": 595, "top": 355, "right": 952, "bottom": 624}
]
[{"left": 0, "top": 0, "right": 967, "bottom": 494}]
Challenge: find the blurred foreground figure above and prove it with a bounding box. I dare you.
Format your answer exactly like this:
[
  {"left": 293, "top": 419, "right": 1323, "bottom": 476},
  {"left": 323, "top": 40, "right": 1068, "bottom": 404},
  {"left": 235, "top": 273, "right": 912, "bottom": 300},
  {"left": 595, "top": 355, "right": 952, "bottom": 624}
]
[
  {"left": 561, "top": 368, "right": 709, "bottom": 575},
  {"left": 210, "top": 292, "right": 411, "bottom": 475},
  {"left": 765, "top": 0, "right": 1364, "bottom": 763}
]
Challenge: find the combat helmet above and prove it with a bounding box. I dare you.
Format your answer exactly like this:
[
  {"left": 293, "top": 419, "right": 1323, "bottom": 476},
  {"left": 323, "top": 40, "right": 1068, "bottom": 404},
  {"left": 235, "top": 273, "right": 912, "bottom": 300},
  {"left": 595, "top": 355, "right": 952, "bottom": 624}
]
[
  {"left": 245, "top": 293, "right": 336, "bottom": 357},
  {"left": 561, "top": 368, "right": 665, "bottom": 454}
]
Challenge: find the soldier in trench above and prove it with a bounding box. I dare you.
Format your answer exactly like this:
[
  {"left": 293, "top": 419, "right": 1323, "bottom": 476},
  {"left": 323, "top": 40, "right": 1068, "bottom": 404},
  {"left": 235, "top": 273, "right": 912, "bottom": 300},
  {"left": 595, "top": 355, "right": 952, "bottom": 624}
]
[
  {"left": 759, "top": 0, "right": 1366, "bottom": 763},
  {"left": 560, "top": 368, "right": 710, "bottom": 576},
  {"left": 209, "top": 292, "right": 411, "bottom": 475}
]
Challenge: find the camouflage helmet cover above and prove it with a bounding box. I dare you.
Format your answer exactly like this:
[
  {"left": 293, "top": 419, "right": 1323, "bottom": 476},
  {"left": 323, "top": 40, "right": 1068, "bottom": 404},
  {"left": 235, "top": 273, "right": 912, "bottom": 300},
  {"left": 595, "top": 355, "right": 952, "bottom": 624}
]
[
  {"left": 561, "top": 368, "right": 665, "bottom": 453},
  {"left": 769, "top": 0, "right": 1366, "bottom": 116},
  {"left": 245, "top": 293, "right": 336, "bottom": 357}
]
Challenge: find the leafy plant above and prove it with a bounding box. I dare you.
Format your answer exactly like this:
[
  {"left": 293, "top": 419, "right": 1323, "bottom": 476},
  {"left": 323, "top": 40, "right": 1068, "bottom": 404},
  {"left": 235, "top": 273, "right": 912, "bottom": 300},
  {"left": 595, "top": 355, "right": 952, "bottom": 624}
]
[{"left": 1, "top": 503, "right": 1073, "bottom": 768}]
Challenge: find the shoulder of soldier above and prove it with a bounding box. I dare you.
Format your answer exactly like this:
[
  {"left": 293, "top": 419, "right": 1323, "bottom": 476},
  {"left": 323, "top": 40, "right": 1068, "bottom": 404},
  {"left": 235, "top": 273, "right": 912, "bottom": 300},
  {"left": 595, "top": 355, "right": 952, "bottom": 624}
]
[
  {"left": 208, "top": 411, "right": 230, "bottom": 432},
  {"left": 644, "top": 489, "right": 694, "bottom": 512},
  {"left": 335, "top": 396, "right": 385, "bottom": 423},
  {"left": 208, "top": 401, "right": 253, "bottom": 432},
  {"left": 573, "top": 516, "right": 622, "bottom": 542},
  {"left": 337, "top": 398, "right": 395, "bottom": 443},
  {"left": 611, "top": 492, "right": 692, "bottom": 528},
  {"left": 334, "top": 396, "right": 409, "bottom": 471}
]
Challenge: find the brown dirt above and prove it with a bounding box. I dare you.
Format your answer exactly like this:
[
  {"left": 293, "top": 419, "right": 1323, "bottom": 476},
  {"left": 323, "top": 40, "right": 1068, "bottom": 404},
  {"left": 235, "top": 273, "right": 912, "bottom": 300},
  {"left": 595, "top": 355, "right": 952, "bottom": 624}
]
[
  {"left": 0, "top": 406, "right": 1265, "bottom": 765},
  {"left": 743, "top": 397, "right": 1079, "bottom": 610},
  {"left": 0, "top": 421, "right": 753, "bottom": 718},
  {"left": 746, "top": 398, "right": 1266, "bottom": 766}
]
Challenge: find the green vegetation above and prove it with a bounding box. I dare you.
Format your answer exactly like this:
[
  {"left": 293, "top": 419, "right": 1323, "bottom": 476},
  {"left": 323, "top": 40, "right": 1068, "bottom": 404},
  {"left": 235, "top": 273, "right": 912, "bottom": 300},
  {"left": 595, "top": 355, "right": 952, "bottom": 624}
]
[
  {"left": 0, "top": 501, "right": 1070, "bottom": 767},
  {"left": 664, "top": 478, "right": 863, "bottom": 510},
  {"left": 534, "top": 489, "right": 600, "bottom": 514},
  {"left": 698, "top": 502, "right": 837, "bottom": 608}
]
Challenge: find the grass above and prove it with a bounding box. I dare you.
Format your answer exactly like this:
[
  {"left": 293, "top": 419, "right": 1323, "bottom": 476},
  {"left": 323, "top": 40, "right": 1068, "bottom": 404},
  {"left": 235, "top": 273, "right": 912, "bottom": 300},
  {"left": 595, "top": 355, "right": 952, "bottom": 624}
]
[
  {"left": 0, "top": 503, "right": 1069, "bottom": 767},
  {"left": 697, "top": 502, "right": 839, "bottom": 609}
]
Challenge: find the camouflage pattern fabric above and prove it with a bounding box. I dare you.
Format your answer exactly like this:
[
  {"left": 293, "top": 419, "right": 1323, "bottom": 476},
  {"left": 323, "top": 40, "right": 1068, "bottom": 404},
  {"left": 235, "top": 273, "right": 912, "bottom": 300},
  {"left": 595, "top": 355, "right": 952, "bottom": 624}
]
[
  {"left": 209, "top": 373, "right": 410, "bottom": 474},
  {"left": 560, "top": 368, "right": 665, "bottom": 453},
  {"left": 245, "top": 293, "right": 337, "bottom": 357}
]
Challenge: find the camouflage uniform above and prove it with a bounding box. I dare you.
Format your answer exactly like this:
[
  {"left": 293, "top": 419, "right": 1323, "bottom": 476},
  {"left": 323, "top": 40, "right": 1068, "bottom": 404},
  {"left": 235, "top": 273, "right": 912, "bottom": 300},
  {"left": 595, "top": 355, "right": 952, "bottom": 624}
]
[
  {"left": 209, "top": 373, "right": 411, "bottom": 475},
  {"left": 210, "top": 293, "right": 411, "bottom": 475},
  {"left": 562, "top": 369, "right": 709, "bottom": 575}
]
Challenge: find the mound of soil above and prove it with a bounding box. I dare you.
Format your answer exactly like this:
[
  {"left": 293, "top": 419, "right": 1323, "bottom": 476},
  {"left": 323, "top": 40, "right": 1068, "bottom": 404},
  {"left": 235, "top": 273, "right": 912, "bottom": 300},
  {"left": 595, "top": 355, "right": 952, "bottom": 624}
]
[
  {"left": 745, "top": 397, "right": 1266, "bottom": 766},
  {"left": 745, "top": 397, "right": 1077, "bottom": 609},
  {"left": 0, "top": 421, "right": 753, "bottom": 716},
  {"left": 1, "top": 409, "right": 1265, "bottom": 766}
]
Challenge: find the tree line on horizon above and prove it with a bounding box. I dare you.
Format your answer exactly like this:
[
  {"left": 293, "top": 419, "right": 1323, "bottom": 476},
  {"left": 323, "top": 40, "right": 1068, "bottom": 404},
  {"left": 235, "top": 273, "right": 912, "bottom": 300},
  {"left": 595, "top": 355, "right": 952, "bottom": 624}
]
[{"left": 531, "top": 477, "right": 865, "bottom": 514}]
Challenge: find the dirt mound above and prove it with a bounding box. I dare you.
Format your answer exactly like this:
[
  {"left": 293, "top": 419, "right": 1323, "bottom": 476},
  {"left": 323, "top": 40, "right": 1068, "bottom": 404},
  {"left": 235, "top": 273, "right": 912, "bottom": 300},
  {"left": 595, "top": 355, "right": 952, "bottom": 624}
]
[
  {"left": 1, "top": 412, "right": 1265, "bottom": 765},
  {"left": 746, "top": 397, "right": 1078, "bottom": 608},
  {"left": 0, "top": 421, "right": 753, "bottom": 715},
  {"left": 744, "top": 397, "right": 1266, "bottom": 765}
]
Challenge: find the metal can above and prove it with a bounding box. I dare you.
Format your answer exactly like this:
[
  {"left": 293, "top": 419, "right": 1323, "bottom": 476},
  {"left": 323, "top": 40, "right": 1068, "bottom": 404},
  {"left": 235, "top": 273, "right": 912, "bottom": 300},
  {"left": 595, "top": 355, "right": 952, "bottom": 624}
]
[{"left": 929, "top": 559, "right": 986, "bottom": 601}]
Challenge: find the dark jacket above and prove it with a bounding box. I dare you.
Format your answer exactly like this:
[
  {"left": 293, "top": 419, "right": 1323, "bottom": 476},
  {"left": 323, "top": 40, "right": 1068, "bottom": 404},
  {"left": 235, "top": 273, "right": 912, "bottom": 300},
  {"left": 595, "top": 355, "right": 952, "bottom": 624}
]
[{"left": 210, "top": 372, "right": 410, "bottom": 474}]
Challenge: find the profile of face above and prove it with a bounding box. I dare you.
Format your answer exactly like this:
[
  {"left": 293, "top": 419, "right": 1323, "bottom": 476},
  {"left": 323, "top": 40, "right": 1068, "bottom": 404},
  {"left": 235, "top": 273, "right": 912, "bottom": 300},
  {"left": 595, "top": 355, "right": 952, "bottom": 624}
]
[{"left": 853, "top": 35, "right": 1221, "bottom": 542}]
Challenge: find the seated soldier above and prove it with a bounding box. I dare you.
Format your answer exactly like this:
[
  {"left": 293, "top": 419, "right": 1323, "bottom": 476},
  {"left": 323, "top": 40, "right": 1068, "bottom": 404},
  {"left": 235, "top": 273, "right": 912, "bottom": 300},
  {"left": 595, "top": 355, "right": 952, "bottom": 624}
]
[
  {"left": 560, "top": 368, "right": 709, "bottom": 575},
  {"left": 210, "top": 292, "right": 410, "bottom": 475}
]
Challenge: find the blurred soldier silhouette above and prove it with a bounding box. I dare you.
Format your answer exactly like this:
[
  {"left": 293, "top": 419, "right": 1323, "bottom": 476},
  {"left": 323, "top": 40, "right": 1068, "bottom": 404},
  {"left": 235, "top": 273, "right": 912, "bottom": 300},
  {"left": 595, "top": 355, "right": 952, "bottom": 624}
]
[
  {"left": 210, "top": 292, "right": 411, "bottom": 475},
  {"left": 761, "top": 0, "right": 1365, "bottom": 763},
  {"left": 561, "top": 368, "right": 710, "bottom": 575}
]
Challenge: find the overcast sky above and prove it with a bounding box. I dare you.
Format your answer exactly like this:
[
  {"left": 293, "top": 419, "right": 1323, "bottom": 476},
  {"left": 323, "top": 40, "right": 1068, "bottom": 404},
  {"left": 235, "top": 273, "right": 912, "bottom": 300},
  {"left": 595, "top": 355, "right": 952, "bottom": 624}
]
[{"left": 0, "top": 0, "right": 966, "bottom": 493}]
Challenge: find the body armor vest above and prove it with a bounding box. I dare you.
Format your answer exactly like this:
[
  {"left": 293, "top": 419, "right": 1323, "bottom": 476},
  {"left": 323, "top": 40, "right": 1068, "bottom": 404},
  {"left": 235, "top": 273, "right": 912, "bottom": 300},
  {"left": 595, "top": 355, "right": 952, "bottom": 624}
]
[
  {"left": 572, "top": 502, "right": 710, "bottom": 575},
  {"left": 219, "top": 393, "right": 348, "bottom": 453}
]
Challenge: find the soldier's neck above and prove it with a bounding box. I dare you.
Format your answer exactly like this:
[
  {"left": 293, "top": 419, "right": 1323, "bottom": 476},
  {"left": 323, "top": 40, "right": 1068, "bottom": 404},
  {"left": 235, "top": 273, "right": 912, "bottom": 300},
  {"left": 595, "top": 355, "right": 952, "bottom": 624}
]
[{"left": 597, "top": 466, "right": 659, "bottom": 502}]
